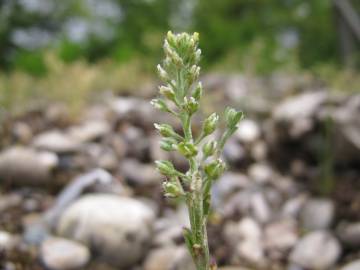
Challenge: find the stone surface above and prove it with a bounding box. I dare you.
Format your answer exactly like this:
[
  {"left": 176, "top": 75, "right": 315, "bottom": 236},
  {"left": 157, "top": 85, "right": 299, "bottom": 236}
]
[
  {"left": 121, "top": 158, "right": 161, "bottom": 187},
  {"left": 57, "top": 194, "right": 155, "bottom": 268},
  {"left": 0, "top": 231, "right": 18, "bottom": 251},
  {"left": 33, "top": 130, "right": 82, "bottom": 153},
  {"left": 300, "top": 198, "right": 334, "bottom": 231},
  {"left": 224, "top": 217, "right": 264, "bottom": 265},
  {"left": 341, "top": 260, "right": 360, "bottom": 270},
  {"left": 40, "top": 237, "right": 90, "bottom": 270},
  {"left": 337, "top": 222, "right": 360, "bottom": 248},
  {"left": 235, "top": 119, "right": 261, "bottom": 144},
  {"left": 290, "top": 231, "right": 341, "bottom": 270},
  {"left": 0, "top": 147, "right": 58, "bottom": 184},
  {"left": 68, "top": 120, "right": 110, "bottom": 143},
  {"left": 143, "top": 245, "right": 195, "bottom": 270}
]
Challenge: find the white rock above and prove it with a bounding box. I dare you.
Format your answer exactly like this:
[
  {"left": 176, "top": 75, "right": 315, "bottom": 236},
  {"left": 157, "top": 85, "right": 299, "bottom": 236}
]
[
  {"left": 235, "top": 119, "right": 261, "bottom": 144},
  {"left": 264, "top": 219, "right": 298, "bottom": 258},
  {"left": 40, "top": 237, "right": 90, "bottom": 270},
  {"left": 300, "top": 198, "right": 334, "bottom": 230},
  {"left": 33, "top": 131, "right": 81, "bottom": 153},
  {"left": 121, "top": 158, "right": 161, "bottom": 186},
  {"left": 248, "top": 163, "right": 274, "bottom": 184},
  {"left": 0, "top": 147, "right": 58, "bottom": 184},
  {"left": 337, "top": 222, "right": 360, "bottom": 248},
  {"left": 224, "top": 217, "right": 264, "bottom": 265},
  {"left": 68, "top": 120, "right": 110, "bottom": 143},
  {"left": 290, "top": 231, "right": 341, "bottom": 269},
  {"left": 341, "top": 260, "right": 360, "bottom": 270},
  {"left": 250, "top": 192, "right": 272, "bottom": 224},
  {"left": 144, "top": 245, "right": 195, "bottom": 270},
  {"left": 0, "top": 231, "right": 17, "bottom": 251},
  {"left": 57, "top": 194, "right": 155, "bottom": 268}
]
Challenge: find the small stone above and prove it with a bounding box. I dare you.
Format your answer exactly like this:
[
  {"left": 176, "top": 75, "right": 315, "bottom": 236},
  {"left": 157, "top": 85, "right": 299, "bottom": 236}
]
[
  {"left": 0, "top": 231, "right": 18, "bottom": 251},
  {"left": 250, "top": 192, "right": 272, "bottom": 224},
  {"left": 282, "top": 194, "right": 308, "bottom": 218},
  {"left": 300, "top": 198, "right": 334, "bottom": 230},
  {"left": 41, "top": 237, "right": 90, "bottom": 270},
  {"left": 341, "top": 260, "right": 360, "bottom": 270},
  {"left": 33, "top": 130, "right": 81, "bottom": 153},
  {"left": 144, "top": 245, "right": 195, "bottom": 270},
  {"left": 0, "top": 147, "right": 58, "bottom": 185},
  {"left": 248, "top": 163, "right": 274, "bottom": 184},
  {"left": 290, "top": 231, "right": 341, "bottom": 270},
  {"left": 57, "top": 194, "right": 155, "bottom": 268},
  {"left": 235, "top": 119, "right": 261, "bottom": 144},
  {"left": 68, "top": 120, "right": 110, "bottom": 143},
  {"left": 223, "top": 138, "right": 246, "bottom": 165},
  {"left": 224, "top": 217, "right": 264, "bottom": 265},
  {"left": 264, "top": 219, "right": 298, "bottom": 259},
  {"left": 337, "top": 222, "right": 360, "bottom": 248},
  {"left": 120, "top": 159, "right": 161, "bottom": 187},
  {"left": 250, "top": 140, "right": 267, "bottom": 161}
]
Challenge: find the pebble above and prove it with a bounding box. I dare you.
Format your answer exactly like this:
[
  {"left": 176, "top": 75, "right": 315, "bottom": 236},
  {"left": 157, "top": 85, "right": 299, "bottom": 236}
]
[
  {"left": 143, "top": 245, "right": 195, "bottom": 270},
  {"left": 0, "top": 147, "right": 58, "bottom": 184},
  {"left": 68, "top": 120, "right": 110, "bottom": 143},
  {"left": 33, "top": 130, "right": 82, "bottom": 153},
  {"left": 121, "top": 158, "right": 161, "bottom": 187},
  {"left": 300, "top": 198, "right": 334, "bottom": 231},
  {"left": 41, "top": 237, "right": 90, "bottom": 270},
  {"left": 0, "top": 231, "right": 17, "bottom": 251},
  {"left": 341, "top": 260, "right": 360, "bottom": 270},
  {"left": 57, "top": 194, "right": 155, "bottom": 268},
  {"left": 289, "top": 231, "right": 341, "bottom": 269},
  {"left": 337, "top": 222, "right": 360, "bottom": 248},
  {"left": 235, "top": 119, "right": 261, "bottom": 144},
  {"left": 248, "top": 163, "right": 274, "bottom": 184}
]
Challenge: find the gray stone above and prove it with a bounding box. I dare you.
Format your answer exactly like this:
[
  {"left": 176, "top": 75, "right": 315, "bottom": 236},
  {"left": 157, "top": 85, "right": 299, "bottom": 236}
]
[
  {"left": 290, "top": 231, "right": 341, "bottom": 270},
  {"left": 121, "top": 159, "right": 161, "bottom": 186},
  {"left": 248, "top": 163, "right": 274, "bottom": 184},
  {"left": 235, "top": 119, "right": 261, "bottom": 144},
  {"left": 341, "top": 260, "right": 360, "bottom": 270},
  {"left": 224, "top": 217, "right": 264, "bottom": 265},
  {"left": 33, "top": 130, "right": 81, "bottom": 153},
  {"left": 0, "top": 231, "right": 18, "bottom": 251},
  {"left": 144, "top": 245, "right": 195, "bottom": 270},
  {"left": 250, "top": 192, "right": 272, "bottom": 224},
  {"left": 0, "top": 147, "right": 58, "bottom": 184},
  {"left": 40, "top": 237, "right": 90, "bottom": 270},
  {"left": 300, "top": 198, "right": 334, "bottom": 230},
  {"left": 337, "top": 222, "right": 360, "bottom": 248},
  {"left": 57, "top": 194, "right": 155, "bottom": 268},
  {"left": 68, "top": 120, "right": 110, "bottom": 143}
]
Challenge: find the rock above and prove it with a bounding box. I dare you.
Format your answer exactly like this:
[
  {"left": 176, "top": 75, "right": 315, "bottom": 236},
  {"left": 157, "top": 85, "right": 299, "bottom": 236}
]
[
  {"left": 248, "top": 163, "right": 274, "bottom": 184},
  {"left": 0, "top": 231, "right": 18, "bottom": 251},
  {"left": 0, "top": 147, "right": 58, "bottom": 184},
  {"left": 68, "top": 120, "right": 110, "bottom": 143},
  {"left": 341, "top": 260, "right": 360, "bottom": 270},
  {"left": 235, "top": 119, "right": 261, "bottom": 144},
  {"left": 0, "top": 193, "right": 22, "bottom": 212},
  {"left": 300, "top": 198, "right": 334, "bottom": 230},
  {"left": 337, "top": 222, "right": 360, "bottom": 248},
  {"left": 33, "top": 130, "right": 81, "bottom": 153},
  {"left": 224, "top": 217, "right": 264, "bottom": 265},
  {"left": 289, "top": 231, "right": 341, "bottom": 269},
  {"left": 264, "top": 219, "right": 298, "bottom": 259},
  {"left": 223, "top": 138, "right": 246, "bottom": 165},
  {"left": 143, "top": 245, "right": 195, "bottom": 270},
  {"left": 120, "top": 159, "right": 161, "bottom": 187},
  {"left": 57, "top": 194, "right": 155, "bottom": 268},
  {"left": 282, "top": 194, "right": 307, "bottom": 218},
  {"left": 153, "top": 225, "right": 183, "bottom": 247},
  {"left": 273, "top": 91, "right": 327, "bottom": 137},
  {"left": 40, "top": 237, "right": 90, "bottom": 270},
  {"left": 12, "top": 122, "right": 33, "bottom": 144},
  {"left": 212, "top": 173, "right": 249, "bottom": 210},
  {"left": 273, "top": 91, "right": 327, "bottom": 122},
  {"left": 250, "top": 192, "right": 272, "bottom": 224},
  {"left": 250, "top": 140, "right": 267, "bottom": 161}
]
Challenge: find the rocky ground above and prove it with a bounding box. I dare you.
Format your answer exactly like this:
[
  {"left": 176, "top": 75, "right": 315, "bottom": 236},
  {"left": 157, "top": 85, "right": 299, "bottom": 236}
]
[{"left": 0, "top": 74, "right": 359, "bottom": 270}]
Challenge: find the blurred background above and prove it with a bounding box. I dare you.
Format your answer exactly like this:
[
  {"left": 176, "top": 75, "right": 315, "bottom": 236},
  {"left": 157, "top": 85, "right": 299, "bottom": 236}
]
[{"left": 0, "top": 0, "right": 359, "bottom": 270}]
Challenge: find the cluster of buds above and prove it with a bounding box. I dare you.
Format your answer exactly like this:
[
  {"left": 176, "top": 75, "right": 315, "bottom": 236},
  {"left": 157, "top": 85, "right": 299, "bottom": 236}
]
[{"left": 152, "top": 31, "right": 243, "bottom": 270}]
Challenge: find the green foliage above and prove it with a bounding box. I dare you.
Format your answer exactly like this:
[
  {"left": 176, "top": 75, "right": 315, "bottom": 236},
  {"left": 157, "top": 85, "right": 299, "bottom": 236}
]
[{"left": 152, "top": 31, "right": 243, "bottom": 270}]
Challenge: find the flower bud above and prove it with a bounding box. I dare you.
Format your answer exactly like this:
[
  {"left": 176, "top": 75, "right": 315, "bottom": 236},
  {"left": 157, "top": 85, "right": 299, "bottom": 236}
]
[
  {"left": 194, "top": 49, "right": 201, "bottom": 64},
  {"left": 150, "top": 99, "right": 170, "bottom": 112},
  {"left": 202, "top": 140, "right": 217, "bottom": 157},
  {"left": 160, "top": 137, "right": 177, "bottom": 151},
  {"left": 157, "top": 64, "right": 169, "bottom": 82},
  {"left": 154, "top": 123, "right": 177, "bottom": 138},
  {"left": 155, "top": 160, "right": 176, "bottom": 176},
  {"left": 192, "top": 82, "right": 202, "bottom": 101},
  {"left": 184, "top": 97, "right": 199, "bottom": 115},
  {"left": 204, "top": 159, "right": 226, "bottom": 179},
  {"left": 177, "top": 141, "right": 198, "bottom": 158},
  {"left": 163, "top": 180, "right": 184, "bottom": 198},
  {"left": 159, "top": 86, "right": 176, "bottom": 102},
  {"left": 224, "top": 107, "right": 243, "bottom": 128},
  {"left": 203, "top": 113, "right": 219, "bottom": 136},
  {"left": 166, "top": 31, "right": 177, "bottom": 47}
]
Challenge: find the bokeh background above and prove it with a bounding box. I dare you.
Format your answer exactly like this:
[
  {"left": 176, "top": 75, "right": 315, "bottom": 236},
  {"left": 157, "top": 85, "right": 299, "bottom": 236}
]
[{"left": 0, "top": 1, "right": 359, "bottom": 270}]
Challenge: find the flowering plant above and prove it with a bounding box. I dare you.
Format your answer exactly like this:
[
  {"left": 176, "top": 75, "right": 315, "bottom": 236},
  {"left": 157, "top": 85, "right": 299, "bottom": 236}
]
[{"left": 152, "top": 31, "right": 243, "bottom": 270}]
